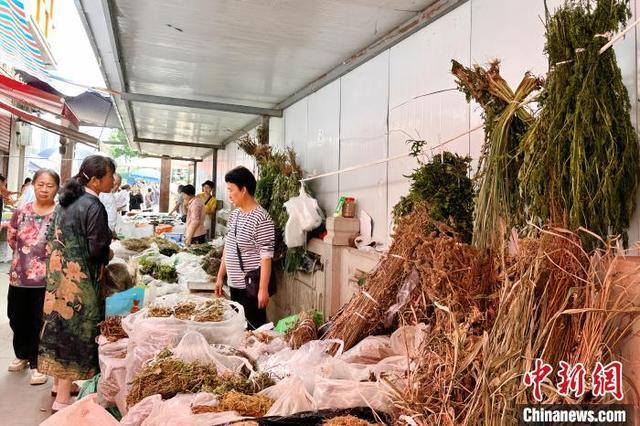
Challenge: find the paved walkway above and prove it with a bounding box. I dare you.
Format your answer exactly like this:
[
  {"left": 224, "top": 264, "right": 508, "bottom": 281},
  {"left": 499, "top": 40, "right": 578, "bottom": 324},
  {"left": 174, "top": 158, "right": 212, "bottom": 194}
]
[{"left": 0, "top": 263, "right": 52, "bottom": 425}]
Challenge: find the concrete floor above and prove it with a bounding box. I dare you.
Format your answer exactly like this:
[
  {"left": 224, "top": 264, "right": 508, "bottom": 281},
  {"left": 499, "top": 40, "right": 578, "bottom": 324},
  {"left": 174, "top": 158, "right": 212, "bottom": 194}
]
[{"left": 0, "top": 263, "right": 53, "bottom": 425}]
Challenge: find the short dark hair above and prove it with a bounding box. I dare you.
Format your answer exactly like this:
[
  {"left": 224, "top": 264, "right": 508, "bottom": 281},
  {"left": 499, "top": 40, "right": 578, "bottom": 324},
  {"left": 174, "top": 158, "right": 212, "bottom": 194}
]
[
  {"left": 121, "top": 184, "right": 130, "bottom": 190},
  {"left": 24, "top": 177, "right": 31, "bottom": 184},
  {"left": 225, "top": 166, "right": 256, "bottom": 196},
  {"left": 177, "top": 184, "right": 184, "bottom": 192},
  {"left": 202, "top": 180, "right": 214, "bottom": 190},
  {"left": 33, "top": 169, "right": 60, "bottom": 188},
  {"left": 182, "top": 184, "right": 196, "bottom": 196},
  {"left": 0, "top": 175, "right": 5, "bottom": 182}
]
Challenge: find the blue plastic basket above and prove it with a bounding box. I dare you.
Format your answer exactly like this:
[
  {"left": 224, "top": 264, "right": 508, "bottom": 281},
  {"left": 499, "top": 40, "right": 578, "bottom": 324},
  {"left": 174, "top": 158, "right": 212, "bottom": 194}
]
[{"left": 163, "top": 232, "right": 184, "bottom": 243}]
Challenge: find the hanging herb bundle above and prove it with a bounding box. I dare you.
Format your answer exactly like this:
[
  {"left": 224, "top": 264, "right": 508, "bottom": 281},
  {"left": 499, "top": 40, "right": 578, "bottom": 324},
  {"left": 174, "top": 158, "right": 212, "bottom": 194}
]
[
  {"left": 392, "top": 142, "right": 474, "bottom": 243},
  {"left": 238, "top": 131, "right": 308, "bottom": 271},
  {"left": 451, "top": 60, "right": 542, "bottom": 250},
  {"left": 520, "top": 0, "right": 640, "bottom": 248}
]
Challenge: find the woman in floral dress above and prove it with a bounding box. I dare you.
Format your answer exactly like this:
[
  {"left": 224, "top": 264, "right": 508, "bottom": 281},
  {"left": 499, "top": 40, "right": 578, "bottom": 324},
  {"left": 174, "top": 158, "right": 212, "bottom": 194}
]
[
  {"left": 7, "top": 169, "right": 59, "bottom": 386},
  {"left": 38, "top": 155, "right": 115, "bottom": 412}
]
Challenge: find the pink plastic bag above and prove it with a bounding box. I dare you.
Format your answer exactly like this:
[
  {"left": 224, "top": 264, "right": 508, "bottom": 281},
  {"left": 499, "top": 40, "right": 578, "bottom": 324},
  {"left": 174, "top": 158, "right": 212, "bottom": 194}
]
[
  {"left": 97, "top": 336, "right": 128, "bottom": 413},
  {"left": 40, "top": 394, "right": 120, "bottom": 426},
  {"left": 120, "top": 394, "right": 162, "bottom": 426}
]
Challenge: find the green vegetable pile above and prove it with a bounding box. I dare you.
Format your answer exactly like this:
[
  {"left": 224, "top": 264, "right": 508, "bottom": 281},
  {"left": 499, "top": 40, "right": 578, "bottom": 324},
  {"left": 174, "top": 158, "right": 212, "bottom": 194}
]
[
  {"left": 238, "top": 131, "right": 309, "bottom": 272},
  {"left": 138, "top": 257, "right": 178, "bottom": 283},
  {"left": 392, "top": 142, "right": 474, "bottom": 243}
]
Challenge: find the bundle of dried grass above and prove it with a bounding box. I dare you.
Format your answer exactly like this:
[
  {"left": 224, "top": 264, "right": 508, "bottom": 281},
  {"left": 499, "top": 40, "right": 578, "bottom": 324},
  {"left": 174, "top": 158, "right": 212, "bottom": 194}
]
[
  {"left": 191, "top": 391, "right": 273, "bottom": 417},
  {"left": 323, "top": 416, "right": 377, "bottom": 426},
  {"left": 286, "top": 311, "right": 317, "bottom": 349},
  {"left": 126, "top": 349, "right": 219, "bottom": 407},
  {"left": 389, "top": 228, "right": 640, "bottom": 424},
  {"left": 98, "top": 316, "right": 128, "bottom": 342},
  {"left": 324, "top": 202, "right": 497, "bottom": 351}
]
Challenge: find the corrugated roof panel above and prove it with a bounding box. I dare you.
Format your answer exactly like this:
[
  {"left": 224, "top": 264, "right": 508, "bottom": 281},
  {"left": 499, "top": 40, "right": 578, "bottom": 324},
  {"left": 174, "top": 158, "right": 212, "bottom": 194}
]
[
  {"left": 132, "top": 103, "right": 256, "bottom": 145},
  {"left": 137, "top": 141, "right": 213, "bottom": 159},
  {"left": 115, "top": 0, "right": 436, "bottom": 104}
]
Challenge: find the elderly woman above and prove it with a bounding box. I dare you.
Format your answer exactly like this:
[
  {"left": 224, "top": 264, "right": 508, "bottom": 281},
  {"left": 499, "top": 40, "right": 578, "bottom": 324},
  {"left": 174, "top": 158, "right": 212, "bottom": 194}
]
[
  {"left": 215, "top": 167, "right": 275, "bottom": 329},
  {"left": 7, "top": 169, "right": 60, "bottom": 386},
  {"left": 39, "top": 155, "right": 115, "bottom": 412}
]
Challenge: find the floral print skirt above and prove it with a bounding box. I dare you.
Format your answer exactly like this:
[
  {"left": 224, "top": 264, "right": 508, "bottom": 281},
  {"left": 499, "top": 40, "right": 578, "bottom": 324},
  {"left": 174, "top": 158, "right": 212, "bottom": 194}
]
[{"left": 38, "top": 248, "right": 103, "bottom": 380}]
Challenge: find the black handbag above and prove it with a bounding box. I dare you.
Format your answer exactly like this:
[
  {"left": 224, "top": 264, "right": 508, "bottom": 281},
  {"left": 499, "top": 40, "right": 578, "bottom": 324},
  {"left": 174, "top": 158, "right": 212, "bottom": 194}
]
[{"left": 235, "top": 220, "right": 276, "bottom": 299}]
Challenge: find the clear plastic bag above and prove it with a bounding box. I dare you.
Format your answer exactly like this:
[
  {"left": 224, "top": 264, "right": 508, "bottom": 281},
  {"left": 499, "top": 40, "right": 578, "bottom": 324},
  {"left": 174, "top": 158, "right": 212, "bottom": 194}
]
[
  {"left": 339, "top": 336, "right": 394, "bottom": 365},
  {"left": 313, "top": 378, "right": 392, "bottom": 413},
  {"left": 259, "top": 339, "right": 343, "bottom": 393},
  {"left": 139, "top": 393, "right": 245, "bottom": 426},
  {"left": 238, "top": 330, "right": 287, "bottom": 362},
  {"left": 111, "top": 240, "right": 140, "bottom": 262},
  {"left": 122, "top": 297, "right": 246, "bottom": 401},
  {"left": 389, "top": 324, "right": 429, "bottom": 357},
  {"left": 383, "top": 269, "right": 419, "bottom": 327},
  {"left": 283, "top": 214, "right": 305, "bottom": 248},
  {"left": 171, "top": 331, "right": 254, "bottom": 375},
  {"left": 285, "top": 188, "right": 324, "bottom": 232},
  {"left": 259, "top": 376, "right": 316, "bottom": 416}
]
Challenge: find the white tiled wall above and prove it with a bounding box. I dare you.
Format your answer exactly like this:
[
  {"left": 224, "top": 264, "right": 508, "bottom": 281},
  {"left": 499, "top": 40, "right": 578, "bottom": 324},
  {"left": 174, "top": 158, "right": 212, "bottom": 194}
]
[{"left": 214, "top": 0, "right": 640, "bottom": 244}]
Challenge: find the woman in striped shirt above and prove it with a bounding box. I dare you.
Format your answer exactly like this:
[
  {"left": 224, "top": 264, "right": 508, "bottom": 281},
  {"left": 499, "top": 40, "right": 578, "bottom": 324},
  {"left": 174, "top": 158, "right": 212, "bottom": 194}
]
[{"left": 214, "top": 166, "right": 275, "bottom": 329}]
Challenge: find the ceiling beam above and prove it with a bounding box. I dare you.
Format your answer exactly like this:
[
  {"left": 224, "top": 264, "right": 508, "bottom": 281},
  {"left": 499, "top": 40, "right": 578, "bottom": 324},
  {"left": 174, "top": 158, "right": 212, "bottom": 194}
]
[
  {"left": 276, "top": 0, "right": 469, "bottom": 110},
  {"left": 120, "top": 92, "right": 283, "bottom": 117},
  {"left": 219, "top": 116, "right": 262, "bottom": 146},
  {"left": 141, "top": 153, "right": 203, "bottom": 162},
  {"left": 135, "top": 137, "right": 222, "bottom": 149}
]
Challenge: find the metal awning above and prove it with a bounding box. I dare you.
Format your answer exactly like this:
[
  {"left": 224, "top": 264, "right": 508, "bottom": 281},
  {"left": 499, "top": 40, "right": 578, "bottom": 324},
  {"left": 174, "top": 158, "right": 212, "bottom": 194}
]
[
  {"left": 0, "top": 98, "right": 98, "bottom": 146},
  {"left": 77, "top": 0, "right": 466, "bottom": 159},
  {"left": 0, "top": 73, "right": 79, "bottom": 125}
]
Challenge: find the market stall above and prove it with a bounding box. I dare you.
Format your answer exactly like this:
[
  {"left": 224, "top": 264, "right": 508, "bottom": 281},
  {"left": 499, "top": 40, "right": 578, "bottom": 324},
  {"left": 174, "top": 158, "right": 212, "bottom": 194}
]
[{"left": 41, "top": 1, "right": 640, "bottom": 425}]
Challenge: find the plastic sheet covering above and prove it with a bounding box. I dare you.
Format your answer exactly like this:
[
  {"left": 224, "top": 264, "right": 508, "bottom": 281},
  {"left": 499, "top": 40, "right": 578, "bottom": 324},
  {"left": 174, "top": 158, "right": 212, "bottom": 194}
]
[{"left": 40, "top": 394, "right": 120, "bottom": 426}]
